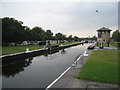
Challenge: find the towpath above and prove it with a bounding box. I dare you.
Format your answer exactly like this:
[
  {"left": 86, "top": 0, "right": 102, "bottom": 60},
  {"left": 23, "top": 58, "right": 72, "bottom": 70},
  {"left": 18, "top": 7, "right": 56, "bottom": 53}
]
[{"left": 48, "top": 50, "right": 118, "bottom": 89}]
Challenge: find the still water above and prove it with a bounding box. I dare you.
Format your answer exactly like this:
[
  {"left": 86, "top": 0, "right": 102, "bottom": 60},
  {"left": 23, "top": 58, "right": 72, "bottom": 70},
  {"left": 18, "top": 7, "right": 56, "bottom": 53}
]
[{"left": 2, "top": 44, "right": 90, "bottom": 88}]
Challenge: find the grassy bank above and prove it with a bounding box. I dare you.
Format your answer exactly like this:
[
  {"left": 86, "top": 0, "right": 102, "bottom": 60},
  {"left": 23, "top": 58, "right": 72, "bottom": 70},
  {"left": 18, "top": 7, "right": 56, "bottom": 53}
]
[
  {"left": 2, "top": 41, "right": 80, "bottom": 55},
  {"left": 95, "top": 43, "right": 109, "bottom": 47},
  {"left": 2, "top": 44, "right": 44, "bottom": 55},
  {"left": 110, "top": 42, "right": 118, "bottom": 49},
  {"left": 95, "top": 42, "right": 119, "bottom": 49},
  {"left": 77, "top": 50, "right": 118, "bottom": 84}
]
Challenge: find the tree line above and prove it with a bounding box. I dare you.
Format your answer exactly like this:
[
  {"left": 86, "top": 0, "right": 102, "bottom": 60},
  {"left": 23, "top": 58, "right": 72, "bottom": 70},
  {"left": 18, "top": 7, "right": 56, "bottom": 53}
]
[
  {"left": 1, "top": 17, "right": 97, "bottom": 46},
  {"left": 112, "top": 30, "right": 120, "bottom": 42}
]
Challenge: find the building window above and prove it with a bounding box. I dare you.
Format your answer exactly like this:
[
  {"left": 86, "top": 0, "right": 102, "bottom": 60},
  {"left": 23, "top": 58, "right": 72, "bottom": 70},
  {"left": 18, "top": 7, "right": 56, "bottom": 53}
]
[
  {"left": 102, "top": 31, "right": 105, "bottom": 34},
  {"left": 98, "top": 32, "right": 101, "bottom": 38}
]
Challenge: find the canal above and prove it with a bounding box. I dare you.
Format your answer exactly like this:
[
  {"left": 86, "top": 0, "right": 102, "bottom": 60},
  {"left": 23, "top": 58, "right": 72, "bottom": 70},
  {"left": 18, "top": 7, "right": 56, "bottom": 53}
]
[{"left": 2, "top": 43, "right": 90, "bottom": 88}]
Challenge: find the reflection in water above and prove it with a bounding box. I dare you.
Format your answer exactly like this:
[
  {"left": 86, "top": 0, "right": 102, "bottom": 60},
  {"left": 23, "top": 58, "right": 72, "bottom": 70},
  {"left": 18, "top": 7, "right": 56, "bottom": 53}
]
[
  {"left": 2, "top": 57, "right": 33, "bottom": 77},
  {"left": 2, "top": 44, "right": 90, "bottom": 88},
  {"left": 43, "top": 50, "right": 59, "bottom": 57},
  {"left": 43, "top": 49, "right": 67, "bottom": 61},
  {"left": 61, "top": 49, "right": 66, "bottom": 54},
  {"left": 2, "top": 49, "right": 65, "bottom": 77}
]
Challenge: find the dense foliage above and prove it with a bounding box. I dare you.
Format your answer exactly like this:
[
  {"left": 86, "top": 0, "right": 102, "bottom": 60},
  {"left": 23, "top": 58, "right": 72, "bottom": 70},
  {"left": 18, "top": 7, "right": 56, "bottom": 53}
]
[
  {"left": 112, "top": 30, "right": 120, "bottom": 42},
  {"left": 2, "top": 17, "right": 25, "bottom": 45},
  {"left": 2, "top": 17, "right": 96, "bottom": 46}
]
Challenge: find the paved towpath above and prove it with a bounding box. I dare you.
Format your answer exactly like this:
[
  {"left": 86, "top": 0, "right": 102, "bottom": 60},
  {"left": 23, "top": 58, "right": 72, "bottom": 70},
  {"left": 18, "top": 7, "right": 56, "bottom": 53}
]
[
  {"left": 48, "top": 50, "right": 118, "bottom": 89},
  {"left": 95, "top": 45, "right": 119, "bottom": 51}
]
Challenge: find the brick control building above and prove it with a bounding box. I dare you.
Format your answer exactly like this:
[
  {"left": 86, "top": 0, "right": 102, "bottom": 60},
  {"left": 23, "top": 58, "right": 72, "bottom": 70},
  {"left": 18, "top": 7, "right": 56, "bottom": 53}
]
[{"left": 97, "top": 27, "right": 111, "bottom": 43}]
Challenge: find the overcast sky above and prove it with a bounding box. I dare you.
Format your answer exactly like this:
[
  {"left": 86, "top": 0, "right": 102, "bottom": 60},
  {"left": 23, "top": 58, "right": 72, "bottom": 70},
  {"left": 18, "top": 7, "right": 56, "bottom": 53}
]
[{"left": 2, "top": 1, "right": 118, "bottom": 37}]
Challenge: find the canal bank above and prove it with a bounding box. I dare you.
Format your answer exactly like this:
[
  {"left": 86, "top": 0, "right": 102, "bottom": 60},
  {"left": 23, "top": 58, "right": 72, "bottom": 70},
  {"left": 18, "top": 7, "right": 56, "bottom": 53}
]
[
  {"left": 1, "top": 42, "right": 83, "bottom": 63},
  {"left": 2, "top": 43, "right": 90, "bottom": 88},
  {"left": 48, "top": 49, "right": 118, "bottom": 89}
]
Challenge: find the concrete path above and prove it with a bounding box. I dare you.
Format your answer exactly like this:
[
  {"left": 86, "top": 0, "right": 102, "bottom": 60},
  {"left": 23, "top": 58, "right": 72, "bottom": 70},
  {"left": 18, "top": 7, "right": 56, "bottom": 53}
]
[
  {"left": 95, "top": 46, "right": 119, "bottom": 51},
  {"left": 48, "top": 50, "right": 118, "bottom": 89}
]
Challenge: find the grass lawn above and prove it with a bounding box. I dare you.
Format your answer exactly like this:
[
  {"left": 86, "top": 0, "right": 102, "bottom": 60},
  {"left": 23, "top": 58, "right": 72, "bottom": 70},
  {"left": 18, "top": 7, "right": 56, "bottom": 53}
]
[
  {"left": 95, "top": 43, "right": 109, "bottom": 47},
  {"left": 110, "top": 42, "right": 118, "bottom": 49},
  {"left": 77, "top": 50, "right": 118, "bottom": 84},
  {"left": 2, "top": 44, "right": 44, "bottom": 55},
  {"left": 2, "top": 41, "right": 80, "bottom": 55}
]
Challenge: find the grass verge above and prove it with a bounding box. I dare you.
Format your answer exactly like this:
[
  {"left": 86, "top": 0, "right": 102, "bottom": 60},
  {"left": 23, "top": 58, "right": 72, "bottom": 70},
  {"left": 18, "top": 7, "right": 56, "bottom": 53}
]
[
  {"left": 2, "top": 41, "right": 80, "bottom": 55},
  {"left": 110, "top": 42, "right": 118, "bottom": 49},
  {"left": 76, "top": 50, "right": 118, "bottom": 84},
  {"left": 95, "top": 43, "right": 109, "bottom": 47},
  {"left": 2, "top": 44, "right": 44, "bottom": 55}
]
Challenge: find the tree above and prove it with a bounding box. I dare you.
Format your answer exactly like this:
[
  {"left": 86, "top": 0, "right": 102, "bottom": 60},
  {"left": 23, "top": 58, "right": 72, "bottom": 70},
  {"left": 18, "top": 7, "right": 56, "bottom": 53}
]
[
  {"left": 2, "top": 17, "right": 25, "bottom": 45},
  {"left": 55, "top": 33, "right": 66, "bottom": 43},
  {"left": 67, "top": 35, "right": 73, "bottom": 41},
  {"left": 43, "top": 30, "right": 53, "bottom": 40},
  {"left": 2, "top": 17, "right": 87, "bottom": 46},
  {"left": 112, "top": 30, "right": 120, "bottom": 42},
  {"left": 31, "top": 26, "right": 45, "bottom": 41},
  {"left": 91, "top": 36, "right": 97, "bottom": 41},
  {"left": 73, "top": 36, "right": 79, "bottom": 41},
  {"left": 55, "top": 33, "right": 66, "bottom": 40},
  {"left": 23, "top": 26, "right": 33, "bottom": 41}
]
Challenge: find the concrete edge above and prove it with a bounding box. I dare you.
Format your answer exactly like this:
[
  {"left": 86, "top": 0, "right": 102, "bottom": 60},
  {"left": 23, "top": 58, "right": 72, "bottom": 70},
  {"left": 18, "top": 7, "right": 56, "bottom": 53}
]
[
  {"left": 1, "top": 43, "right": 83, "bottom": 62},
  {"left": 45, "top": 50, "right": 87, "bottom": 90}
]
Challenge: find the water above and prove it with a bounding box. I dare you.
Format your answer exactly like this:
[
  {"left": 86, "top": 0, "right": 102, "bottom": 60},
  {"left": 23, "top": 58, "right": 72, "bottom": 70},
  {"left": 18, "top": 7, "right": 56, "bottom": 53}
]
[{"left": 2, "top": 44, "right": 90, "bottom": 88}]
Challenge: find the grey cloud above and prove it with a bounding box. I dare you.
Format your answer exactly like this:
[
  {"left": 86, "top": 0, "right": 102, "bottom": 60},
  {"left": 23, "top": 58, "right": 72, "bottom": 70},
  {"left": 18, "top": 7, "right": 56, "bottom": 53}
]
[{"left": 2, "top": 2, "right": 118, "bottom": 37}]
